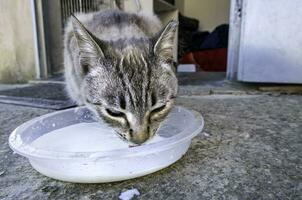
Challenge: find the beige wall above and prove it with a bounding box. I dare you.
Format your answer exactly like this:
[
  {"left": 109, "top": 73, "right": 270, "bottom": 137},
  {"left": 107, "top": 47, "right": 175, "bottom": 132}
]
[
  {"left": 175, "top": 0, "right": 184, "bottom": 13},
  {"left": 176, "top": 0, "right": 230, "bottom": 31},
  {"left": 0, "top": 0, "right": 36, "bottom": 83}
]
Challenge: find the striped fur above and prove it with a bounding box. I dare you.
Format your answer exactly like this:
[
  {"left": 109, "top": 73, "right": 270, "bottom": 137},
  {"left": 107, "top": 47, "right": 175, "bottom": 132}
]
[{"left": 64, "top": 9, "right": 178, "bottom": 144}]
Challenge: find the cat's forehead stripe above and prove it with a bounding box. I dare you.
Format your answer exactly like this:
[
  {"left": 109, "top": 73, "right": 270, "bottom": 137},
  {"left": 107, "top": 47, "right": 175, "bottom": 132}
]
[
  {"left": 141, "top": 53, "right": 151, "bottom": 108},
  {"left": 120, "top": 52, "right": 150, "bottom": 111}
]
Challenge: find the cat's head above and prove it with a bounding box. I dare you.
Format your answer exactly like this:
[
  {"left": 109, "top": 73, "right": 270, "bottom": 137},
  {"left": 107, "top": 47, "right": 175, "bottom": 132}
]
[{"left": 71, "top": 16, "right": 178, "bottom": 144}]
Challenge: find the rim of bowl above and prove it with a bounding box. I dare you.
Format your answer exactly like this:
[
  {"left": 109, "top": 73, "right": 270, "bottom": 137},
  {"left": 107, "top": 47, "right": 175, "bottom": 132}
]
[{"left": 9, "top": 106, "right": 204, "bottom": 160}]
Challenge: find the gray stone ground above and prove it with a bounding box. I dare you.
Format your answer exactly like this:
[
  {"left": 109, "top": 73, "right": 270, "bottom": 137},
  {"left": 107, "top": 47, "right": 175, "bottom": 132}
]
[{"left": 0, "top": 90, "right": 301, "bottom": 199}]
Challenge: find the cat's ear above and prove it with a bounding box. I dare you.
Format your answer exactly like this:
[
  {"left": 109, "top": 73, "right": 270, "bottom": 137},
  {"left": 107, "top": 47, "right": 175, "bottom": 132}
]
[
  {"left": 153, "top": 20, "right": 178, "bottom": 60},
  {"left": 71, "top": 15, "right": 107, "bottom": 66}
]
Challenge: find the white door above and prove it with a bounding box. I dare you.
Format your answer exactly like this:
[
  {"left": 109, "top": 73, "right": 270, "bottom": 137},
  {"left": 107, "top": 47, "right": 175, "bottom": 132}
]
[{"left": 228, "top": 0, "right": 302, "bottom": 83}]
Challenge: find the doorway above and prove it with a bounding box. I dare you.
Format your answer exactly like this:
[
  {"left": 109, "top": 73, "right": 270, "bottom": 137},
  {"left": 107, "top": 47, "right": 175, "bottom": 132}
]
[{"left": 174, "top": 0, "right": 231, "bottom": 85}]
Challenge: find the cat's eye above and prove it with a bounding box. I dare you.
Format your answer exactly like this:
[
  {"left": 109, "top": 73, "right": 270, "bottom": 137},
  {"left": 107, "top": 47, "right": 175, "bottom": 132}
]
[
  {"left": 151, "top": 105, "right": 166, "bottom": 114},
  {"left": 105, "top": 108, "right": 125, "bottom": 118}
]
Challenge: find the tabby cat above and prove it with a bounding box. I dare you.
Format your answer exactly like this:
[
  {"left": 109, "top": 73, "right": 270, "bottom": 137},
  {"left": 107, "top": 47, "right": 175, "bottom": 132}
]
[{"left": 64, "top": 10, "right": 178, "bottom": 144}]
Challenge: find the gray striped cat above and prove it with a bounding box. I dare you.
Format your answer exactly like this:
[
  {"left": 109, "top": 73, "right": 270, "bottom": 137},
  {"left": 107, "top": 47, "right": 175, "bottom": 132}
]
[{"left": 64, "top": 10, "right": 178, "bottom": 144}]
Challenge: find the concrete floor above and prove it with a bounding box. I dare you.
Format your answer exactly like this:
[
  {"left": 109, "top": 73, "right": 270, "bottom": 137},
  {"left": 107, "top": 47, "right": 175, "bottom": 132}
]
[{"left": 0, "top": 86, "right": 301, "bottom": 199}]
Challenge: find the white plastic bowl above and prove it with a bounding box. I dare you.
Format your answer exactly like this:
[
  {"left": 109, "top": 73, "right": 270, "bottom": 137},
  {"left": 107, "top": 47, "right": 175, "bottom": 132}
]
[{"left": 9, "top": 106, "right": 204, "bottom": 183}]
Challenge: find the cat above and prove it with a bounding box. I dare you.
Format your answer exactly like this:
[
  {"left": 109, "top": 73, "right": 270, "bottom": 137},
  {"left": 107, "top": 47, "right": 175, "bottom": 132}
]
[{"left": 64, "top": 9, "right": 178, "bottom": 144}]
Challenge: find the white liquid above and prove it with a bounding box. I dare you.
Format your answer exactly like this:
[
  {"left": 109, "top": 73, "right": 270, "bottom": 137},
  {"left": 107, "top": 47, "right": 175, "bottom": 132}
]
[
  {"left": 31, "top": 122, "right": 163, "bottom": 152},
  {"left": 29, "top": 122, "right": 173, "bottom": 183}
]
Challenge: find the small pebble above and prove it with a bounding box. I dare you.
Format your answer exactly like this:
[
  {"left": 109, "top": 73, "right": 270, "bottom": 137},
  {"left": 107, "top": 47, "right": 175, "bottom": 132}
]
[
  {"left": 202, "top": 132, "right": 210, "bottom": 137},
  {"left": 119, "top": 188, "right": 140, "bottom": 200}
]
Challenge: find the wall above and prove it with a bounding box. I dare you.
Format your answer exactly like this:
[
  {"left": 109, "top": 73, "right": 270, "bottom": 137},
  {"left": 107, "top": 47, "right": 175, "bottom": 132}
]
[
  {"left": 177, "top": 0, "right": 230, "bottom": 31},
  {"left": 175, "top": 0, "right": 184, "bottom": 13},
  {"left": 0, "top": 0, "right": 36, "bottom": 83}
]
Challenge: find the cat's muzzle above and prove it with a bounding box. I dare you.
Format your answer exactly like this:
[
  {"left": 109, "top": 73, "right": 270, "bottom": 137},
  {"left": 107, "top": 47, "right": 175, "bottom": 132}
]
[{"left": 129, "top": 127, "right": 150, "bottom": 144}]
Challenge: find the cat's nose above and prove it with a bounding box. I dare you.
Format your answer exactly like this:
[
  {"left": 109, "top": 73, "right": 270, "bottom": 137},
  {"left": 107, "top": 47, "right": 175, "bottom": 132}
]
[{"left": 130, "top": 127, "right": 149, "bottom": 144}]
